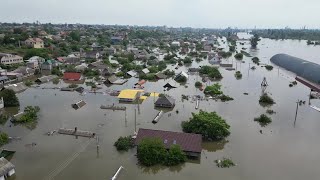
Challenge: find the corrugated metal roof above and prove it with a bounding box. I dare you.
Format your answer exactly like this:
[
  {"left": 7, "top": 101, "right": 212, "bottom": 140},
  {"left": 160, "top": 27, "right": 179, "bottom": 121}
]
[
  {"left": 135, "top": 128, "right": 202, "bottom": 153},
  {"left": 271, "top": 54, "right": 320, "bottom": 84},
  {"left": 0, "top": 157, "right": 15, "bottom": 176}
]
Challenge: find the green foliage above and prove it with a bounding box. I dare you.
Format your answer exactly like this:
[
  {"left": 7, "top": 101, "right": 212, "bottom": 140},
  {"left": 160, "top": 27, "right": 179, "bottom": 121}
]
[
  {"left": 0, "top": 114, "right": 8, "bottom": 125},
  {"left": 182, "top": 110, "right": 230, "bottom": 140},
  {"left": 148, "top": 66, "right": 159, "bottom": 73},
  {"left": 163, "top": 69, "right": 175, "bottom": 77},
  {"left": 137, "top": 138, "right": 167, "bottom": 166},
  {"left": 266, "top": 109, "right": 276, "bottom": 114},
  {"left": 204, "top": 83, "right": 223, "bottom": 96},
  {"left": 137, "top": 138, "right": 186, "bottom": 166},
  {"left": 52, "top": 77, "right": 60, "bottom": 84},
  {"left": 234, "top": 53, "right": 243, "bottom": 60},
  {"left": 68, "top": 84, "right": 78, "bottom": 88},
  {"left": 254, "top": 114, "right": 272, "bottom": 127},
  {"left": 195, "top": 58, "right": 202, "bottom": 62},
  {"left": 24, "top": 48, "right": 50, "bottom": 60},
  {"left": 69, "top": 31, "right": 80, "bottom": 41},
  {"left": 115, "top": 71, "right": 124, "bottom": 77},
  {"left": 51, "top": 67, "right": 63, "bottom": 76},
  {"left": 0, "top": 89, "right": 19, "bottom": 107},
  {"left": 195, "top": 81, "right": 202, "bottom": 88},
  {"left": 139, "top": 73, "right": 156, "bottom": 81},
  {"left": 229, "top": 46, "right": 236, "bottom": 52},
  {"left": 215, "top": 158, "right": 235, "bottom": 168},
  {"left": 250, "top": 34, "right": 261, "bottom": 48},
  {"left": 0, "top": 132, "right": 9, "bottom": 147},
  {"left": 64, "top": 65, "right": 77, "bottom": 73},
  {"left": 114, "top": 136, "right": 134, "bottom": 151},
  {"left": 175, "top": 76, "right": 187, "bottom": 83},
  {"left": 252, "top": 29, "right": 320, "bottom": 41},
  {"left": 252, "top": 57, "right": 260, "bottom": 65},
  {"left": 218, "top": 51, "right": 232, "bottom": 58},
  {"left": 83, "top": 68, "right": 100, "bottom": 78},
  {"left": 199, "top": 66, "right": 222, "bottom": 79},
  {"left": 158, "top": 61, "right": 167, "bottom": 71},
  {"left": 164, "top": 145, "right": 187, "bottom": 166},
  {"left": 24, "top": 80, "right": 34, "bottom": 87},
  {"left": 235, "top": 71, "right": 242, "bottom": 79},
  {"left": 265, "top": 65, "right": 273, "bottom": 71},
  {"left": 183, "top": 57, "right": 192, "bottom": 64},
  {"left": 259, "top": 93, "right": 275, "bottom": 105},
  {"left": 219, "top": 94, "right": 234, "bottom": 102},
  {"left": 15, "top": 106, "right": 40, "bottom": 123}
]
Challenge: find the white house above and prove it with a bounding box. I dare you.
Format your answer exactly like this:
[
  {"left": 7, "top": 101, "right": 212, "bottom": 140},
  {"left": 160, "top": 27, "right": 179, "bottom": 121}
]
[{"left": 0, "top": 157, "right": 15, "bottom": 179}]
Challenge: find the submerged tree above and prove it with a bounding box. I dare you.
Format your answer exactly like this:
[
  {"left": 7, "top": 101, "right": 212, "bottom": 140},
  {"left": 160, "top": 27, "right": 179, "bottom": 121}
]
[
  {"left": 250, "top": 34, "right": 261, "bottom": 48},
  {"left": 182, "top": 110, "right": 230, "bottom": 140},
  {"left": 0, "top": 89, "right": 19, "bottom": 107}
]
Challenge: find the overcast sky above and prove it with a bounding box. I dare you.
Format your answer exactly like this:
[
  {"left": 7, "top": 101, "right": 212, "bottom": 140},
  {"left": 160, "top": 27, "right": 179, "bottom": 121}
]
[{"left": 1, "top": 0, "right": 319, "bottom": 29}]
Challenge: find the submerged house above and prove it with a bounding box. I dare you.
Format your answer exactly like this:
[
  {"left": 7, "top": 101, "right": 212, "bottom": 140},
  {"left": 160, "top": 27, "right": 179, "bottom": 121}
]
[
  {"left": 72, "top": 100, "right": 86, "bottom": 110},
  {"left": 117, "top": 89, "right": 143, "bottom": 102},
  {"left": 0, "top": 157, "right": 15, "bottom": 179},
  {"left": 163, "top": 80, "right": 179, "bottom": 89},
  {"left": 3, "top": 82, "right": 27, "bottom": 93},
  {"left": 135, "top": 128, "right": 202, "bottom": 158},
  {"left": 63, "top": 72, "right": 82, "bottom": 81},
  {"left": 174, "top": 71, "right": 188, "bottom": 81},
  {"left": 104, "top": 75, "right": 127, "bottom": 85},
  {"left": 35, "top": 75, "right": 58, "bottom": 84},
  {"left": 155, "top": 95, "right": 175, "bottom": 108}
]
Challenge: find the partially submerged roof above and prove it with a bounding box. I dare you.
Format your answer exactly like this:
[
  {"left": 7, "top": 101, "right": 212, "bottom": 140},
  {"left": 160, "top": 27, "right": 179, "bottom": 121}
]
[
  {"left": 4, "top": 82, "right": 27, "bottom": 93},
  {"left": 127, "top": 70, "right": 137, "bottom": 77},
  {"left": 142, "top": 68, "right": 150, "bottom": 74},
  {"left": 155, "top": 72, "right": 167, "bottom": 79},
  {"left": 163, "top": 79, "right": 179, "bottom": 88},
  {"left": 175, "top": 71, "right": 189, "bottom": 79},
  {"left": 155, "top": 95, "right": 175, "bottom": 106},
  {"left": 35, "top": 75, "right": 58, "bottom": 83},
  {"left": 0, "top": 157, "right": 15, "bottom": 177},
  {"left": 135, "top": 128, "right": 202, "bottom": 153},
  {"left": 63, "top": 72, "right": 82, "bottom": 81},
  {"left": 105, "top": 75, "right": 128, "bottom": 85},
  {"left": 271, "top": 54, "right": 320, "bottom": 84},
  {"left": 118, "top": 89, "right": 144, "bottom": 99}
]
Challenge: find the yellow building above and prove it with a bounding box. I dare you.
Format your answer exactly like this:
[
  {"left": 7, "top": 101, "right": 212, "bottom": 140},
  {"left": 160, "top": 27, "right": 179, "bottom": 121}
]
[
  {"left": 25, "top": 38, "right": 44, "bottom": 48},
  {"left": 118, "top": 89, "right": 144, "bottom": 102}
]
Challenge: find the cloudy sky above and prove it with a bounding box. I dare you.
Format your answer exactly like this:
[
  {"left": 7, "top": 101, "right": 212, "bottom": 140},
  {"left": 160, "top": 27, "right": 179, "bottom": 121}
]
[{"left": 1, "top": 0, "right": 319, "bottom": 29}]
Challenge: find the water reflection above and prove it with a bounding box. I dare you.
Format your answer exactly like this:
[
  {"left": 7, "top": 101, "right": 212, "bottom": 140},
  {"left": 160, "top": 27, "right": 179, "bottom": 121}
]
[
  {"left": 202, "top": 140, "right": 229, "bottom": 152},
  {"left": 139, "top": 163, "right": 185, "bottom": 174}
]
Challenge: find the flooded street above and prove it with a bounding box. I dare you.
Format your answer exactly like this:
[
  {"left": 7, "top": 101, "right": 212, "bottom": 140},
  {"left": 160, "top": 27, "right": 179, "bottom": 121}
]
[{"left": 2, "top": 33, "right": 320, "bottom": 180}]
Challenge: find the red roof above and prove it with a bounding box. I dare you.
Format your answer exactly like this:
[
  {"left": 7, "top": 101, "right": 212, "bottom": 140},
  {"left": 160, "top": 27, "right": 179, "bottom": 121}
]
[
  {"left": 63, "top": 72, "right": 81, "bottom": 81},
  {"left": 135, "top": 128, "right": 202, "bottom": 153},
  {"left": 296, "top": 76, "right": 320, "bottom": 93}
]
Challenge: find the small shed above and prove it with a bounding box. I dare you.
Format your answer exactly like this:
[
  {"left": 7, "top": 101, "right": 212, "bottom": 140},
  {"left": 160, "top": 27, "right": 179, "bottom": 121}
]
[
  {"left": 72, "top": 100, "right": 86, "bottom": 110},
  {"left": 127, "top": 70, "right": 137, "bottom": 77},
  {"left": 163, "top": 80, "right": 179, "bottom": 89},
  {"left": 0, "top": 157, "right": 15, "bottom": 179},
  {"left": 142, "top": 68, "right": 150, "bottom": 74},
  {"left": 155, "top": 95, "right": 175, "bottom": 108}
]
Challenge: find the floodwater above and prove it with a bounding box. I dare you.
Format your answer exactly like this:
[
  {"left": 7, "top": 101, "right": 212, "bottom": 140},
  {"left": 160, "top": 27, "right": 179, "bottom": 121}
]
[{"left": 2, "top": 33, "right": 320, "bottom": 180}]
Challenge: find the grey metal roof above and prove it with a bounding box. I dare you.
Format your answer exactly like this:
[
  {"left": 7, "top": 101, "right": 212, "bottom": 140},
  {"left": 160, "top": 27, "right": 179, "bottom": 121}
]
[
  {"left": 0, "top": 157, "right": 15, "bottom": 176},
  {"left": 155, "top": 95, "right": 175, "bottom": 106},
  {"left": 271, "top": 54, "right": 320, "bottom": 84},
  {"left": 0, "top": 76, "right": 9, "bottom": 81},
  {"left": 4, "top": 82, "right": 27, "bottom": 93}
]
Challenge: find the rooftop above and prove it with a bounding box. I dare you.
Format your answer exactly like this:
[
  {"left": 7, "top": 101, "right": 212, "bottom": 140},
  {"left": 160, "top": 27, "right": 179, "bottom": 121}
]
[
  {"left": 135, "top": 128, "right": 202, "bottom": 153},
  {"left": 118, "top": 89, "right": 144, "bottom": 99}
]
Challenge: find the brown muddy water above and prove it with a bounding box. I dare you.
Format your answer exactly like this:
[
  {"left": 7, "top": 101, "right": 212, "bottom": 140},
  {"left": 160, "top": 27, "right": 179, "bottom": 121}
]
[{"left": 2, "top": 33, "right": 320, "bottom": 180}]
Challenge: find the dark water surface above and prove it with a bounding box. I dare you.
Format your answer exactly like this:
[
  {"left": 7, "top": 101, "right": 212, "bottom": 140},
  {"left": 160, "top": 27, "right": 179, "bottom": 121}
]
[{"left": 2, "top": 33, "right": 320, "bottom": 180}]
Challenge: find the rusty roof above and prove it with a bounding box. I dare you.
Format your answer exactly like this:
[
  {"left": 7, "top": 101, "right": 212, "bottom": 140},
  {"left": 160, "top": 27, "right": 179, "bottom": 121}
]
[{"left": 135, "top": 128, "right": 202, "bottom": 153}]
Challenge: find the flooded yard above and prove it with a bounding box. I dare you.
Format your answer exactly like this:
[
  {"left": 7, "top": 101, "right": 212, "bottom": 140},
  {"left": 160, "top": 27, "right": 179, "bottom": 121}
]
[{"left": 2, "top": 34, "right": 320, "bottom": 180}]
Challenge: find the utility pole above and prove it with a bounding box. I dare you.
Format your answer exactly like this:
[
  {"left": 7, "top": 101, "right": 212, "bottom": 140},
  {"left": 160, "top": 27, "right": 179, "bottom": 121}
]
[
  {"left": 134, "top": 108, "right": 137, "bottom": 133},
  {"left": 294, "top": 99, "right": 299, "bottom": 127}
]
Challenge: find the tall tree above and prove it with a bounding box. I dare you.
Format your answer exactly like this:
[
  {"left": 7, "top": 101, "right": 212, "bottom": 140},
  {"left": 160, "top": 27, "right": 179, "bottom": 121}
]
[{"left": 250, "top": 34, "right": 261, "bottom": 48}]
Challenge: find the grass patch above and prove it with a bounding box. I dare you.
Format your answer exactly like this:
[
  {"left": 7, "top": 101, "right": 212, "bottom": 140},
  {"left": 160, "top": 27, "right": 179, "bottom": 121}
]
[
  {"left": 215, "top": 158, "right": 235, "bottom": 168},
  {"left": 254, "top": 114, "right": 272, "bottom": 127}
]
